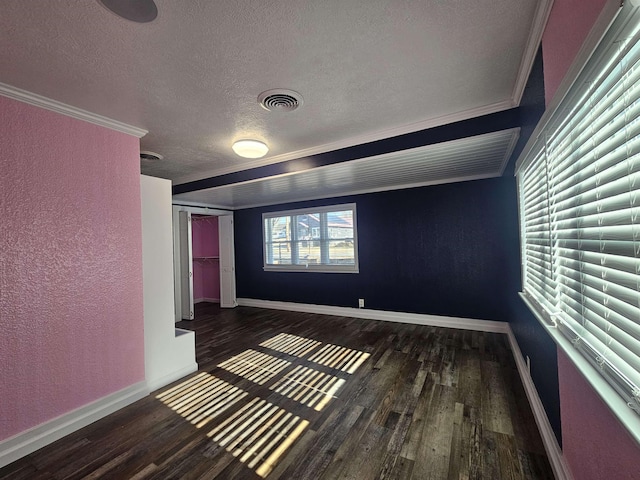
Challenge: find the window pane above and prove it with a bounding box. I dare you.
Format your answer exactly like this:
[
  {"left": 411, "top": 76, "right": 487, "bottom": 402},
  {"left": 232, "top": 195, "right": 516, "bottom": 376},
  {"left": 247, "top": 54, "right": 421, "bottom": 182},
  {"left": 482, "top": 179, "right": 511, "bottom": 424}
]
[
  {"left": 295, "top": 213, "right": 320, "bottom": 241},
  {"left": 265, "top": 216, "right": 291, "bottom": 242},
  {"left": 327, "top": 210, "right": 354, "bottom": 240},
  {"left": 267, "top": 242, "right": 292, "bottom": 264},
  {"left": 293, "top": 241, "right": 321, "bottom": 265},
  {"left": 327, "top": 240, "right": 355, "bottom": 264},
  {"left": 265, "top": 216, "right": 293, "bottom": 264}
]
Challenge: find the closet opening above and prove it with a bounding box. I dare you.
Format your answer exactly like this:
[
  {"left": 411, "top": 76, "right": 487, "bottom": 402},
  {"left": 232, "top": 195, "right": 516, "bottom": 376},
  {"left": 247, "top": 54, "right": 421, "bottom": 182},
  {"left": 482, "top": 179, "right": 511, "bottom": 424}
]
[
  {"left": 172, "top": 205, "right": 237, "bottom": 321},
  {"left": 192, "top": 214, "right": 220, "bottom": 305}
]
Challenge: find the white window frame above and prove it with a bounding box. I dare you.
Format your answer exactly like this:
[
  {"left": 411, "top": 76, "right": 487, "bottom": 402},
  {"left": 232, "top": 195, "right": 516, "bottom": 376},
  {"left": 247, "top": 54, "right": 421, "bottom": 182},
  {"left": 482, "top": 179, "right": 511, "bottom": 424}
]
[
  {"left": 515, "top": 0, "right": 640, "bottom": 445},
  {"left": 262, "top": 203, "right": 359, "bottom": 273}
]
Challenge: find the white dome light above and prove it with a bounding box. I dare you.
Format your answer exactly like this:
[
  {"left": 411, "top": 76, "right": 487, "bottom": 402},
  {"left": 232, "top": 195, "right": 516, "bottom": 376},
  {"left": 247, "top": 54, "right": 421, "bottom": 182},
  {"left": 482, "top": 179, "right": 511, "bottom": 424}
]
[{"left": 232, "top": 140, "right": 269, "bottom": 158}]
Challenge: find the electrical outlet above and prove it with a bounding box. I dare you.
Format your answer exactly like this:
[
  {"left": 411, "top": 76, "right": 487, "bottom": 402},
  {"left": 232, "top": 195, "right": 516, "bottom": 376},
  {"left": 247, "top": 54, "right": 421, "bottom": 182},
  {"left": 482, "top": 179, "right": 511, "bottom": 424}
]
[{"left": 358, "top": 298, "right": 365, "bottom": 308}]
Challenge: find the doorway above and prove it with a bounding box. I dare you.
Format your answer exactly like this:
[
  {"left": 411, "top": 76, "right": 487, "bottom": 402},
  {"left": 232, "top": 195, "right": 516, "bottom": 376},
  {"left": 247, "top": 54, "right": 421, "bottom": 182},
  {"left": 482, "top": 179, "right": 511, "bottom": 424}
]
[{"left": 172, "top": 205, "right": 237, "bottom": 322}]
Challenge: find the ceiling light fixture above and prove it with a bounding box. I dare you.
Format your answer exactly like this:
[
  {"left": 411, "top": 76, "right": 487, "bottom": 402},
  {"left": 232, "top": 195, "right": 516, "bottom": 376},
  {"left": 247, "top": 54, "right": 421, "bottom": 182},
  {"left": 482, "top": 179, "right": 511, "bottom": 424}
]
[
  {"left": 98, "top": 0, "right": 158, "bottom": 23},
  {"left": 232, "top": 140, "right": 269, "bottom": 159}
]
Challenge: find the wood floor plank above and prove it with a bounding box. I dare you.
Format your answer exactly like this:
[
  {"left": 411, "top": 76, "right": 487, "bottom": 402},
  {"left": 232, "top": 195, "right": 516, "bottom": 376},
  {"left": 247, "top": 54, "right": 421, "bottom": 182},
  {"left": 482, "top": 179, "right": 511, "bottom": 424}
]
[
  {"left": 482, "top": 360, "right": 515, "bottom": 436},
  {"left": 315, "top": 406, "right": 377, "bottom": 480},
  {"left": 377, "top": 411, "right": 413, "bottom": 478},
  {"left": 128, "top": 463, "right": 158, "bottom": 480},
  {"left": 410, "top": 383, "right": 456, "bottom": 480},
  {"left": 279, "top": 405, "right": 365, "bottom": 480},
  {"left": 0, "top": 304, "right": 554, "bottom": 480},
  {"left": 387, "top": 455, "right": 416, "bottom": 479},
  {"left": 266, "top": 429, "right": 316, "bottom": 480},
  {"left": 495, "top": 431, "right": 523, "bottom": 480},
  {"left": 446, "top": 401, "right": 466, "bottom": 480},
  {"left": 399, "top": 375, "right": 436, "bottom": 461},
  {"left": 335, "top": 421, "right": 393, "bottom": 480}
]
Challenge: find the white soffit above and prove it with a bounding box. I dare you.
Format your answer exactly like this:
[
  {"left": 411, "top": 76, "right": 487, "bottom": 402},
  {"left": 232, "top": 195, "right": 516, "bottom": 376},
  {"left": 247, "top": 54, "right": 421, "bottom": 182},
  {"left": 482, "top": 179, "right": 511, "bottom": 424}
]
[{"left": 173, "top": 128, "right": 520, "bottom": 209}]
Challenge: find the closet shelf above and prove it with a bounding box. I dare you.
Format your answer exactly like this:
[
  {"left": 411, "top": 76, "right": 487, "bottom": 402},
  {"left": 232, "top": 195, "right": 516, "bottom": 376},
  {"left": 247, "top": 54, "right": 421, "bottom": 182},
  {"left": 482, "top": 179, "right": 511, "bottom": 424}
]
[
  {"left": 193, "top": 256, "right": 219, "bottom": 262},
  {"left": 192, "top": 216, "right": 218, "bottom": 226}
]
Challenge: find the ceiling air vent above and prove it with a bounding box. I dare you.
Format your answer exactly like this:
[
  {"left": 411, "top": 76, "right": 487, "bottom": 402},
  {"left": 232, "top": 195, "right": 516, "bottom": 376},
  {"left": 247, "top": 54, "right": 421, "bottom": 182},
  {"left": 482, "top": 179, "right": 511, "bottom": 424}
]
[
  {"left": 258, "top": 89, "right": 304, "bottom": 112},
  {"left": 140, "top": 151, "right": 163, "bottom": 161}
]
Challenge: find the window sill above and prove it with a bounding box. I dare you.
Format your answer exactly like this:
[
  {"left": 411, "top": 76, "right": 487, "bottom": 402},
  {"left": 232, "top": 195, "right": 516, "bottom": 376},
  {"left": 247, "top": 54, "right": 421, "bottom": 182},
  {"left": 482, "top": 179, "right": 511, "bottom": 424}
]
[
  {"left": 263, "top": 265, "right": 359, "bottom": 274},
  {"left": 519, "top": 292, "right": 640, "bottom": 446}
]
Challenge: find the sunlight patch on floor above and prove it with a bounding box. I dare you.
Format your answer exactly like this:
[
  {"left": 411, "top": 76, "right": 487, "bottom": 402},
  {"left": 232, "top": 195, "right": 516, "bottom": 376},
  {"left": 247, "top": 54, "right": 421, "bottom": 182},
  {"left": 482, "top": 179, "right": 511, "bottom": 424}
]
[
  {"left": 217, "top": 349, "right": 291, "bottom": 384},
  {"left": 207, "top": 397, "right": 309, "bottom": 478},
  {"left": 308, "top": 343, "right": 371, "bottom": 373},
  {"left": 156, "top": 372, "right": 248, "bottom": 428},
  {"left": 160, "top": 334, "right": 371, "bottom": 477},
  {"left": 259, "top": 332, "right": 321, "bottom": 357},
  {"left": 270, "top": 365, "right": 346, "bottom": 411}
]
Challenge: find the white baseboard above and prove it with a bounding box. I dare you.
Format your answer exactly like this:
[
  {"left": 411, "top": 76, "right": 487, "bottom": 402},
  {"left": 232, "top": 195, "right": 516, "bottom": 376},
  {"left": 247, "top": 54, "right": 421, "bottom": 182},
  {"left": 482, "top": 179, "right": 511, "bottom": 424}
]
[
  {"left": 146, "top": 362, "right": 198, "bottom": 393},
  {"left": 506, "top": 326, "right": 573, "bottom": 480},
  {"left": 236, "top": 298, "right": 509, "bottom": 333},
  {"left": 194, "top": 298, "right": 220, "bottom": 304},
  {"left": 0, "top": 381, "right": 149, "bottom": 469}
]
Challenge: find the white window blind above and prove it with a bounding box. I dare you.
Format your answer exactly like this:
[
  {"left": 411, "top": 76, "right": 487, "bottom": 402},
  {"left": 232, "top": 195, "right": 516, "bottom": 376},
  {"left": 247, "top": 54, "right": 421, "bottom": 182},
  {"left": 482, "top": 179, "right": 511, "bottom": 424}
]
[{"left": 518, "top": 13, "right": 640, "bottom": 418}]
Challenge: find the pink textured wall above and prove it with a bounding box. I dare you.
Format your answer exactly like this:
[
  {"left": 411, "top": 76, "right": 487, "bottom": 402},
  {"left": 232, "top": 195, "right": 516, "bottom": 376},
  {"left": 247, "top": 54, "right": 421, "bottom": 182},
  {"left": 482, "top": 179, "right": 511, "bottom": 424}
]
[
  {"left": 558, "top": 351, "right": 640, "bottom": 480},
  {"left": 191, "top": 216, "right": 220, "bottom": 301},
  {"left": 202, "top": 261, "right": 221, "bottom": 300},
  {"left": 192, "top": 217, "right": 204, "bottom": 258},
  {"left": 541, "top": 0, "right": 608, "bottom": 104},
  {"left": 202, "top": 217, "right": 219, "bottom": 257},
  {"left": 0, "top": 96, "right": 145, "bottom": 440}
]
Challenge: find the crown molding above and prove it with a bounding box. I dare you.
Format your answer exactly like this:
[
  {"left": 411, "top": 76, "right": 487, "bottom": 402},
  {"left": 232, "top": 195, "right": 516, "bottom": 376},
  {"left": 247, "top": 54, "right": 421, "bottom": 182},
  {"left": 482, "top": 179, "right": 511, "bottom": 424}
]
[
  {"left": 511, "top": 0, "right": 554, "bottom": 106},
  {"left": 0, "top": 82, "right": 148, "bottom": 138},
  {"left": 172, "top": 99, "right": 515, "bottom": 186},
  {"left": 498, "top": 127, "right": 521, "bottom": 175}
]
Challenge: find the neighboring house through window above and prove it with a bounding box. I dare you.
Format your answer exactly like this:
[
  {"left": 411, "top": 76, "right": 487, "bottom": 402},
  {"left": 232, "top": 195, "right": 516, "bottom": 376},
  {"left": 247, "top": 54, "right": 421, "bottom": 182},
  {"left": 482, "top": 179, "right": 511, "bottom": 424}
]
[{"left": 263, "top": 203, "right": 358, "bottom": 273}]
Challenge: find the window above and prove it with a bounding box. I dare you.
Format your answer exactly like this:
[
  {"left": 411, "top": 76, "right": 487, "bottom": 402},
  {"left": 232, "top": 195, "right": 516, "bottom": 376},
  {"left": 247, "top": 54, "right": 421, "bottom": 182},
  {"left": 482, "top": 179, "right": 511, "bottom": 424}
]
[
  {"left": 517, "top": 3, "right": 640, "bottom": 440},
  {"left": 263, "top": 204, "right": 358, "bottom": 272}
]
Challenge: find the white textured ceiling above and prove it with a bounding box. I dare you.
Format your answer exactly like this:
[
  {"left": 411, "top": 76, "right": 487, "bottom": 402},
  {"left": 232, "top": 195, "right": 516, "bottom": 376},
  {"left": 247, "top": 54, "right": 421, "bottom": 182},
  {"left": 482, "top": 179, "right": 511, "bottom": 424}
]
[{"left": 0, "top": 0, "right": 546, "bottom": 195}]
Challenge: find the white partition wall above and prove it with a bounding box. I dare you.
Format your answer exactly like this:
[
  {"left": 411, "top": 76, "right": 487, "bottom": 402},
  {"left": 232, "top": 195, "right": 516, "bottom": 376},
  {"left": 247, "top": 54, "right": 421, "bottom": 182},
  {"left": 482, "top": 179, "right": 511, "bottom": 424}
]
[{"left": 141, "top": 175, "right": 197, "bottom": 391}]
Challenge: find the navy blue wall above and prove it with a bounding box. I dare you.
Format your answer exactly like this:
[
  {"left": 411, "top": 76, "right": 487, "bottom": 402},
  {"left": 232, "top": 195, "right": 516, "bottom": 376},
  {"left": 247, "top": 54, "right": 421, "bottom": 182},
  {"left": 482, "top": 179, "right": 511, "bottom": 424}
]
[
  {"left": 235, "top": 176, "right": 520, "bottom": 322},
  {"left": 504, "top": 49, "right": 562, "bottom": 443}
]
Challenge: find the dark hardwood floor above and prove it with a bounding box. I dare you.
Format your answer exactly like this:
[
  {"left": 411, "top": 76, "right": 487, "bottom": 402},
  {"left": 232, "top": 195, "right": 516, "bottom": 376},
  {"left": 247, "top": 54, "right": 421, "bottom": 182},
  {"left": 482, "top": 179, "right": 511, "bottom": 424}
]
[{"left": 1, "top": 303, "right": 554, "bottom": 479}]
